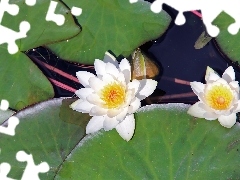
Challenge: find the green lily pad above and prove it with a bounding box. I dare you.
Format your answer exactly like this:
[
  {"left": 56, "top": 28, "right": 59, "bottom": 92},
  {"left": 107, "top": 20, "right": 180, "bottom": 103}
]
[
  {"left": 0, "top": 49, "right": 54, "bottom": 110},
  {"left": 0, "top": 98, "right": 91, "bottom": 179},
  {"left": 47, "top": 0, "right": 171, "bottom": 64},
  {"left": 213, "top": 12, "right": 240, "bottom": 62},
  {"left": 2, "top": 0, "right": 80, "bottom": 51},
  {"left": 55, "top": 104, "right": 240, "bottom": 179},
  {"left": 0, "top": 0, "right": 82, "bottom": 109}
]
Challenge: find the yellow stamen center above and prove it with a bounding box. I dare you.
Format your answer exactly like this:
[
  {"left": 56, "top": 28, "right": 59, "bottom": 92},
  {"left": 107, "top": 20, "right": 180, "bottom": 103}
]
[
  {"left": 205, "top": 84, "right": 233, "bottom": 110},
  {"left": 100, "top": 82, "right": 126, "bottom": 109}
]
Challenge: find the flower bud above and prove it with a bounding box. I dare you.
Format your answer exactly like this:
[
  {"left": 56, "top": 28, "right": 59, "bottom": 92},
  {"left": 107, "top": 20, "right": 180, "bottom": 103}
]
[{"left": 131, "top": 48, "right": 159, "bottom": 80}]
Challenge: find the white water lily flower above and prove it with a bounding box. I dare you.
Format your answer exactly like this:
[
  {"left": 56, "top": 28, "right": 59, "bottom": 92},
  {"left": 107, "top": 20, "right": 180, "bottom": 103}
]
[
  {"left": 70, "top": 52, "right": 157, "bottom": 141},
  {"left": 188, "top": 66, "right": 240, "bottom": 128}
]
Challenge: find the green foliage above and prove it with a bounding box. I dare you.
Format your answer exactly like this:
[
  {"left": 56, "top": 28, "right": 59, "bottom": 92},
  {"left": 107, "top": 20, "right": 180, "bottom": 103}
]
[
  {"left": 6, "top": 0, "right": 81, "bottom": 51},
  {"left": 0, "top": 98, "right": 91, "bottom": 179},
  {"left": 0, "top": 49, "right": 54, "bottom": 110},
  {"left": 0, "top": 109, "right": 14, "bottom": 124},
  {"left": 48, "top": 0, "right": 171, "bottom": 64},
  {"left": 213, "top": 12, "right": 240, "bottom": 62},
  {"left": 55, "top": 104, "right": 240, "bottom": 179},
  {"left": 1, "top": 0, "right": 81, "bottom": 109}
]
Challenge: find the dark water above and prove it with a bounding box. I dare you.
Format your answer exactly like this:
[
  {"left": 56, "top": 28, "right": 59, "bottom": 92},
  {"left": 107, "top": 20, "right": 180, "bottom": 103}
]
[{"left": 27, "top": 5, "right": 240, "bottom": 105}]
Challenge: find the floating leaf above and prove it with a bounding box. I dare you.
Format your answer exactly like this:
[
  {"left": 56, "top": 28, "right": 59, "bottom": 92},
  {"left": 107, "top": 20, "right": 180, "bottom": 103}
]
[
  {"left": 0, "top": 49, "right": 54, "bottom": 110},
  {"left": 47, "top": 0, "right": 171, "bottom": 64},
  {"left": 194, "top": 31, "right": 212, "bottom": 49},
  {"left": 213, "top": 12, "right": 240, "bottom": 62},
  {"left": 3, "top": 0, "right": 80, "bottom": 51},
  {"left": 0, "top": 0, "right": 82, "bottom": 109},
  {"left": 0, "top": 98, "right": 91, "bottom": 179},
  {"left": 55, "top": 104, "right": 240, "bottom": 179}
]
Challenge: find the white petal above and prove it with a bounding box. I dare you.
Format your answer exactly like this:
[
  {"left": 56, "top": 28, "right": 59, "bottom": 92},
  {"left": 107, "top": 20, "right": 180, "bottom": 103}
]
[
  {"left": 190, "top": 82, "right": 205, "bottom": 96},
  {"left": 120, "top": 90, "right": 134, "bottom": 109},
  {"left": 128, "top": 97, "right": 141, "bottom": 114},
  {"left": 198, "top": 92, "right": 206, "bottom": 103},
  {"left": 70, "top": 99, "right": 94, "bottom": 113},
  {"left": 136, "top": 79, "right": 157, "bottom": 100},
  {"left": 196, "top": 103, "right": 219, "bottom": 120},
  {"left": 232, "top": 92, "right": 239, "bottom": 105},
  {"left": 105, "top": 62, "right": 119, "bottom": 78},
  {"left": 86, "top": 116, "right": 104, "bottom": 134},
  {"left": 103, "top": 116, "right": 119, "bottom": 131},
  {"left": 76, "top": 71, "right": 95, "bottom": 87},
  {"left": 198, "top": 102, "right": 214, "bottom": 112},
  {"left": 116, "top": 107, "right": 128, "bottom": 121},
  {"left": 117, "top": 72, "right": 126, "bottom": 87},
  {"left": 119, "top": 58, "right": 131, "bottom": 84},
  {"left": 122, "top": 89, "right": 135, "bottom": 107},
  {"left": 215, "top": 78, "right": 229, "bottom": 86},
  {"left": 90, "top": 106, "right": 107, "bottom": 116},
  {"left": 70, "top": 99, "right": 82, "bottom": 109},
  {"left": 75, "top": 88, "right": 94, "bottom": 100},
  {"left": 204, "top": 79, "right": 229, "bottom": 94},
  {"left": 86, "top": 93, "right": 104, "bottom": 106},
  {"left": 205, "top": 66, "right": 215, "bottom": 82},
  {"left": 115, "top": 114, "right": 135, "bottom": 141},
  {"left": 103, "top": 52, "right": 118, "bottom": 67},
  {"left": 187, "top": 102, "right": 207, "bottom": 118},
  {"left": 89, "top": 77, "right": 105, "bottom": 92},
  {"left": 101, "top": 73, "right": 115, "bottom": 84},
  {"left": 94, "top": 59, "right": 106, "bottom": 77},
  {"left": 229, "top": 81, "right": 239, "bottom": 93},
  {"left": 218, "top": 113, "right": 236, "bottom": 128},
  {"left": 127, "top": 79, "right": 140, "bottom": 96},
  {"left": 222, "top": 66, "right": 235, "bottom": 83},
  {"left": 203, "top": 112, "right": 218, "bottom": 120},
  {"left": 207, "top": 72, "right": 220, "bottom": 83},
  {"left": 232, "top": 100, "right": 240, "bottom": 112},
  {"left": 107, "top": 108, "right": 122, "bottom": 118}
]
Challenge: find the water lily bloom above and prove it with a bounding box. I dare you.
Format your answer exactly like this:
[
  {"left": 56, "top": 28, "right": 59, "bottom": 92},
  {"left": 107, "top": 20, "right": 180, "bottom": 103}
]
[
  {"left": 70, "top": 52, "right": 157, "bottom": 141},
  {"left": 188, "top": 66, "right": 240, "bottom": 128}
]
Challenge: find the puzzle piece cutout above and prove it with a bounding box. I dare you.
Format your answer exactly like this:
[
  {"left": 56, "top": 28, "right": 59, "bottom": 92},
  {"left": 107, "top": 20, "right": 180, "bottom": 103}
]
[
  {"left": 0, "top": 116, "right": 19, "bottom": 136},
  {"left": 71, "top": 6, "right": 82, "bottom": 16},
  {"left": 0, "top": 99, "right": 19, "bottom": 136},
  {"left": 150, "top": 0, "right": 240, "bottom": 37},
  {"left": 16, "top": 151, "right": 50, "bottom": 180},
  {"left": 0, "top": 0, "right": 30, "bottom": 54},
  {"left": 0, "top": 99, "right": 9, "bottom": 111},
  {"left": 0, "top": 151, "right": 49, "bottom": 180},
  {"left": 0, "top": 21, "right": 30, "bottom": 54},
  {"left": 0, "top": 163, "right": 15, "bottom": 180},
  {"left": 25, "top": 0, "right": 36, "bottom": 6},
  {"left": 46, "top": 1, "right": 65, "bottom": 26},
  {"left": 0, "top": 0, "right": 19, "bottom": 21},
  {"left": 129, "top": 0, "right": 138, "bottom": 3},
  {"left": 46, "top": 1, "right": 82, "bottom": 25}
]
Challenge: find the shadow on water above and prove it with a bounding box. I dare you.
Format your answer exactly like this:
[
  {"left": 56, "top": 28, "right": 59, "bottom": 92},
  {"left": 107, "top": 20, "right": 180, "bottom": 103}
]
[{"left": 27, "top": 5, "right": 240, "bottom": 106}]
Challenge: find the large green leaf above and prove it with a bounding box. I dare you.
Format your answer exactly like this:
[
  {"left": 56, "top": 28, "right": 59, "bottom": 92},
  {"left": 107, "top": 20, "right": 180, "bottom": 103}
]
[
  {"left": 55, "top": 104, "right": 240, "bottom": 179},
  {"left": 48, "top": 0, "right": 171, "bottom": 64},
  {"left": 213, "top": 12, "right": 240, "bottom": 62},
  {"left": 0, "top": 0, "right": 82, "bottom": 109},
  {"left": 0, "top": 98, "right": 91, "bottom": 179},
  {"left": 2, "top": 0, "right": 80, "bottom": 51},
  {"left": 0, "top": 49, "right": 54, "bottom": 110}
]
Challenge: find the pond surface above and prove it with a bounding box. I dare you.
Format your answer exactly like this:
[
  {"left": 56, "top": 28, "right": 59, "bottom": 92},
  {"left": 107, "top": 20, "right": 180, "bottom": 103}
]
[{"left": 27, "top": 5, "right": 240, "bottom": 105}]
